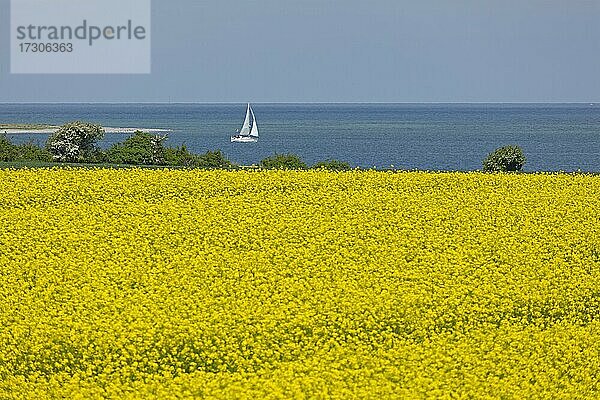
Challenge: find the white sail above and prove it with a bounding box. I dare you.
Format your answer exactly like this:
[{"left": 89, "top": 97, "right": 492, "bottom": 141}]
[
  {"left": 231, "top": 103, "right": 259, "bottom": 142},
  {"left": 250, "top": 106, "right": 259, "bottom": 137},
  {"left": 239, "top": 103, "right": 251, "bottom": 135}
]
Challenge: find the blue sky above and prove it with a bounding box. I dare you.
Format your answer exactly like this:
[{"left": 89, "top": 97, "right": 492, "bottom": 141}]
[{"left": 1, "top": 0, "right": 599, "bottom": 102}]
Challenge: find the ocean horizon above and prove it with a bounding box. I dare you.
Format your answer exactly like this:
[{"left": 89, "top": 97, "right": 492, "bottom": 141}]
[{"left": 2, "top": 102, "right": 599, "bottom": 171}]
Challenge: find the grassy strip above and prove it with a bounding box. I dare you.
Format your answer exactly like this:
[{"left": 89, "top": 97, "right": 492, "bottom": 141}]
[
  {"left": 0, "top": 161, "right": 263, "bottom": 170},
  {"left": 0, "top": 161, "right": 182, "bottom": 169}
]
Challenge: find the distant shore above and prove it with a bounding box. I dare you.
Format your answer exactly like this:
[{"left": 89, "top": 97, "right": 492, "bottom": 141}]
[{"left": 1, "top": 124, "right": 172, "bottom": 134}]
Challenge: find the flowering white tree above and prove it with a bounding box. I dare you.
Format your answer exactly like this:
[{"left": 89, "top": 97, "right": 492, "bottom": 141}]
[
  {"left": 150, "top": 134, "right": 168, "bottom": 165},
  {"left": 47, "top": 121, "right": 104, "bottom": 162}
]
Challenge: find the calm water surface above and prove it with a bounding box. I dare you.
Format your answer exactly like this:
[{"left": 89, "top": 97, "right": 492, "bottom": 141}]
[{"left": 1, "top": 103, "right": 599, "bottom": 171}]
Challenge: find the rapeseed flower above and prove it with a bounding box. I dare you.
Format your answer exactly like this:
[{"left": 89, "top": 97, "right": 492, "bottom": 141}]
[{"left": 0, "top": 169, "right": 599, "bottom": 398}]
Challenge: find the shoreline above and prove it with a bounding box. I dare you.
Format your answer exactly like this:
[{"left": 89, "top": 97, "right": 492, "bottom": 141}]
[{"left": 2, "top": 127, "right": 173, "bottom": 134}]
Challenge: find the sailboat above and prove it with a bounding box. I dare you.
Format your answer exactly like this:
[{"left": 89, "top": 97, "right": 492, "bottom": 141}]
[{"left": 231, "top": 103, "right": 259, "bottom": 142}]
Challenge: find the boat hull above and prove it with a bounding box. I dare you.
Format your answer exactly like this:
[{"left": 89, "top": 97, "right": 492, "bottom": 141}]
[{"left": 231, "top": 135, "right": 258, "bottom": 143}]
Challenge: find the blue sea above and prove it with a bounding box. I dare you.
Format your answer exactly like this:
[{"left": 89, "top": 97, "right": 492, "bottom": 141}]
[{"left": 1, "top": 103, "right": 599, "bottom": 171}]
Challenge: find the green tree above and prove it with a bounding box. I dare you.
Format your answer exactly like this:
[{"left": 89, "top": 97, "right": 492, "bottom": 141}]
[
  {"left": 0, "top": 134, "right": 52, "bottom": 162},
  {"left": 164, "top": 146, "right": 233, "bottom": 169},
  {"left": 164, "top": 144, "right": 192, "bottom": 166},
  {"left": 483, "top": 145, "right": 526, "bottom": 172},
  {"left": 47, "top": 121, "right": 104, "bottom": 162},
  {"left": 16, "top": 142, "right": 52, "bottom": 162},
  {"left": 0, "top": 133, "right": 18, "bottom": 162},
  {"left": 260, "top": 154, "right": 307, "bottom": 170},
  {"left": 106, "top": 131, "right": 167, "bottom": 165},
  {"left": 192, "top": 150, "right": 233, "bottom": 169}
]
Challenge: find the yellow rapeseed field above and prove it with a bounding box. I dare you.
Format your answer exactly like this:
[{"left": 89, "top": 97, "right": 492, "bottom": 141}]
[{"left": 1, "top": 168, "right": 599, "bottom": 399}]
